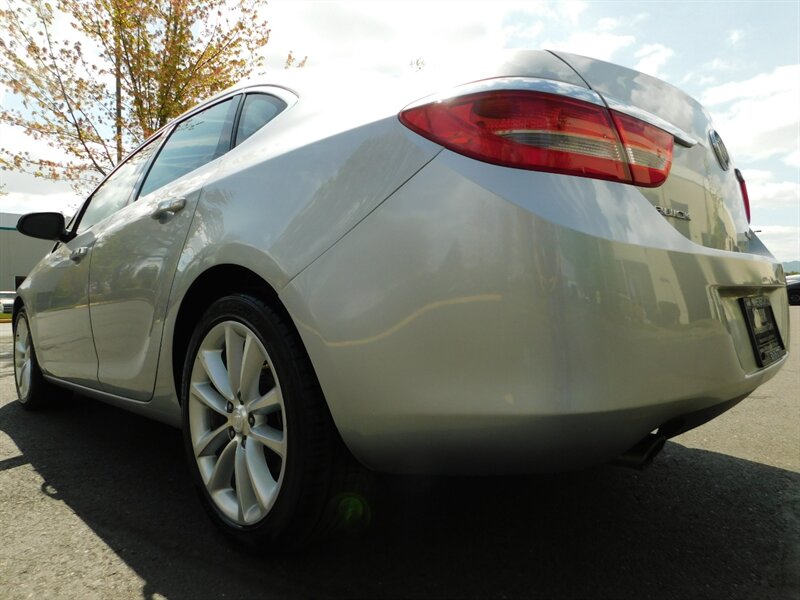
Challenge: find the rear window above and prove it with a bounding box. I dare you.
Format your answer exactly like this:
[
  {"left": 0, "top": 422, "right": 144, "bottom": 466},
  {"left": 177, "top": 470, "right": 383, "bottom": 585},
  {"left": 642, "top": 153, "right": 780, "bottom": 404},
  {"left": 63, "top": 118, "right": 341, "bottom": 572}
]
[{"left": 235, "top": 94, "right": 287, "bottom": 146}]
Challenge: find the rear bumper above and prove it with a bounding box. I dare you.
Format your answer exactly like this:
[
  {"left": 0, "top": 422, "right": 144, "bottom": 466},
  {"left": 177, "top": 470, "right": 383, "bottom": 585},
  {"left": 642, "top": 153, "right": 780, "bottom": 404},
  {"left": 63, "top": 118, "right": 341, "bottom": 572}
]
[{"left": 281, "top": 153, "right": 789, "bottom": 474}]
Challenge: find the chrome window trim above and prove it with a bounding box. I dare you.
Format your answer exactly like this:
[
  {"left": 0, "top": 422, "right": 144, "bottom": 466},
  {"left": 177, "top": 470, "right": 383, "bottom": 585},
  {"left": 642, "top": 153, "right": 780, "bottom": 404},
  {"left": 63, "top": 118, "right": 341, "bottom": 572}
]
[
  {"left": 237, "top": 85, "right": 299, "bottom": 110},
  {"left": 600, "top": 95, "right": 698, "bottom": 148},
  {"left": 158, "top": 85, "right": 297, "bottom": 131}
]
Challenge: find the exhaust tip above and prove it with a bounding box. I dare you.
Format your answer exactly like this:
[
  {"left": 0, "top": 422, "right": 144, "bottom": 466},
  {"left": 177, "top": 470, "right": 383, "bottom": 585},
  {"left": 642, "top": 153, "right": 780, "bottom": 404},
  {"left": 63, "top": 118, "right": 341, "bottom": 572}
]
[{"left": 611, "top": 433, "right": 667, "bottom": 470}]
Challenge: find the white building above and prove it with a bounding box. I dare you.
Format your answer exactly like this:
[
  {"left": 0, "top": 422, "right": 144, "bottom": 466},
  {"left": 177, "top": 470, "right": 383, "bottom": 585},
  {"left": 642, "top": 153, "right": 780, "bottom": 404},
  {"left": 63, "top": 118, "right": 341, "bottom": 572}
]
[{"left": 0, "top": 212, "right": 56, "bottom": 290}]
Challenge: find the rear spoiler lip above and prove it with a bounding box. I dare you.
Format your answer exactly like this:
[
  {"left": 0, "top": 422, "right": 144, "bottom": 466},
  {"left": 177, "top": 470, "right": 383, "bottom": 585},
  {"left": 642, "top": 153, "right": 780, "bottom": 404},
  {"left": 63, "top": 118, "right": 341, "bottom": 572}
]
[{"left": 545, "top": 48, "right": 698, "bottom": 149}]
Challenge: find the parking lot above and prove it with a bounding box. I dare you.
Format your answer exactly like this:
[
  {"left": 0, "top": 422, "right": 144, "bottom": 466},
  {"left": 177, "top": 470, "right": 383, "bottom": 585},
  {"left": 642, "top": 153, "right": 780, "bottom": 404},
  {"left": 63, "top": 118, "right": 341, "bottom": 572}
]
[{"left": 0, "top": 310, "right": 798, "bottom": 600}]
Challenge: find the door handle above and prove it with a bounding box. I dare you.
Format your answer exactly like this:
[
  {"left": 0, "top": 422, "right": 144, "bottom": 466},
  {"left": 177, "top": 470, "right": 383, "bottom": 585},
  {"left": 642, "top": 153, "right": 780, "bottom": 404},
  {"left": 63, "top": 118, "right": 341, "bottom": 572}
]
[
  {"left": 69, "top": 246, "right": 89, "bottom": 263},
  {"left": 151, "top": 196, "right": 187, "bottom": 220}
]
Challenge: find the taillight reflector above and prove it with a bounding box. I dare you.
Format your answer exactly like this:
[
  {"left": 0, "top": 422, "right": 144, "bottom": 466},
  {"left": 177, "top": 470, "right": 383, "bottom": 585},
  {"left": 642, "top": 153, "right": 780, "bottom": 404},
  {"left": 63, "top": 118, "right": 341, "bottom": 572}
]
[
  {"left": 734, "top": 168, "right": 751, "bottom": 223},
  {"left": 400, "top": 90, "right": 674, "bottom": 187}
]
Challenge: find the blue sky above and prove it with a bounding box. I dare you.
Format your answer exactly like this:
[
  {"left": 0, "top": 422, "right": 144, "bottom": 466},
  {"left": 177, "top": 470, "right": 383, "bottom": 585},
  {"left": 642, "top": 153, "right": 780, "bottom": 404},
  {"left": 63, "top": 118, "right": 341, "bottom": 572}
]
[{"left": 1, "top": 0, "right": 798, "bottom": 261}]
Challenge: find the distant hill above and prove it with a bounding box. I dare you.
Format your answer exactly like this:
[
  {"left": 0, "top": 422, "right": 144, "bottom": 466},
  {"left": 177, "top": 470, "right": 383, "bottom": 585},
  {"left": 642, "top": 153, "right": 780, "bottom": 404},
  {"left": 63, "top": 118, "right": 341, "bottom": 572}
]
[{"left": 783, "top": 260, "right": 800, "bottom": 274}]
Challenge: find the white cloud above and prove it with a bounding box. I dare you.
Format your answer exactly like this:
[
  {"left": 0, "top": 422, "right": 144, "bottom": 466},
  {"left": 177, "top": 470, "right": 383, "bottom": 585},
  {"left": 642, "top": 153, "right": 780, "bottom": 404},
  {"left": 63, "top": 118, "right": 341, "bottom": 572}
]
[
  {"left": 748, "top": 179, "right": 800, "bottom": 211},
  {"left": 597, "top": 17, "right": 617, "bottom": 31},
  {"left": 754, "top": 226, "right": 800, "bottom": 262},
  {"left": 504, "top": 20, "right": 544, "bottom": 44},
  {"left": 701, "top": 65, "right": 800, "bottom": 105},
  {"left": 739, "top": 170, "right": 799, "bottom": 214},
  {"left": 263, "top": 0, "right": 596, "bottom": 74},
  {"left": 701, "top": 65, "right": 800, "bottom": 164},
  {"left": 782, "top": 150, "right": 800, "bottom": 168},
  {"left": 634, "top": 43, "right": 674, "bottom": 77},
  {"left": 508, "top": 0, "right": 588, "bottom": 24},
  {"left": 264, "top": 0, "right": 519, "bottom": 73},
  {"left": 558, "top": 0, "right": 587, "bottom": 24},
  {"left": 545, "top": 31, "right": 635, "bottom": 61},
  {"left": 743, "top": 169, "right": 777, "bottom": 183},
  {"left": 728, "top": 29, "right": 744, "bottom": 44},
  {"left": 678, "top": 57, "right": 738, "bottom": 91},
  {"left": 707, "top": 57, "right": 736, "bottom": 72}
]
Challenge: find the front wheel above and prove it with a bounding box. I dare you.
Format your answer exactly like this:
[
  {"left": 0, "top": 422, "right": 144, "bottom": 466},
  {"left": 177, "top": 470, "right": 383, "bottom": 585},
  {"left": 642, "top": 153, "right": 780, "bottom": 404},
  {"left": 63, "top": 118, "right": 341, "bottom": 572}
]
[
  {"left": 13, "top": 308, "right": 54, "bottom": 410},
  {"left": 181, "top": 294, "right": 358, "bottom": 547}
]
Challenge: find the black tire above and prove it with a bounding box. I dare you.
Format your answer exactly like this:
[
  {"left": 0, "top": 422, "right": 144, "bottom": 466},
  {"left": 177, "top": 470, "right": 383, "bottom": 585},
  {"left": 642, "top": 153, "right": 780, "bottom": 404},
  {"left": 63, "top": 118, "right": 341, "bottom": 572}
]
[
  {"left": 789, "top": 291, "right": 800, "bottom": 306},
  {"left": 181, "top": 294, "right": 367, "bottom": 548},
  {"left": 12, "top": 308, "right": 55, "bottom": 410}
]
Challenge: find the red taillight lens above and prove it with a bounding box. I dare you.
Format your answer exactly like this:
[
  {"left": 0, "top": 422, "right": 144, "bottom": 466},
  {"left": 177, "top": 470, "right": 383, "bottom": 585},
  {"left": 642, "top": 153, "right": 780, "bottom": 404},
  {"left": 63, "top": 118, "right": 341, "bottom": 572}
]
[
  {"left": 734, "top": 168, "right": 751, "bottom": 223},
  {"left": 399, "top": 90, "right": 673, "bottom": 187},
  {"left": 610, "top": 111, "right": 673, "bottom": 187}
]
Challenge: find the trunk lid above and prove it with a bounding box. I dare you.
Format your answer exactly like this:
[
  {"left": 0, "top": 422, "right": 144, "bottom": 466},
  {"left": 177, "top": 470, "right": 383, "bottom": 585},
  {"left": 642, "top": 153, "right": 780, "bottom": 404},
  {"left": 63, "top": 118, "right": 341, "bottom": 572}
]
[{"left": 551, "top": 50, "right": 751, "bottom": 254}]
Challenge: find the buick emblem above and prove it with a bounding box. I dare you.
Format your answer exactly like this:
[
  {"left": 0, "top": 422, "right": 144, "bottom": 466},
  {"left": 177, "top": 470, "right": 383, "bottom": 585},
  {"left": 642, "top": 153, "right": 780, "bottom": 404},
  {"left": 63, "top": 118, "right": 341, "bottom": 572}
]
[
  {"left": 709, "top": 129, "right": 730, "bottom": 170},
  {"left": 655, "top": 205, "right": 691, "bottom": 221}
]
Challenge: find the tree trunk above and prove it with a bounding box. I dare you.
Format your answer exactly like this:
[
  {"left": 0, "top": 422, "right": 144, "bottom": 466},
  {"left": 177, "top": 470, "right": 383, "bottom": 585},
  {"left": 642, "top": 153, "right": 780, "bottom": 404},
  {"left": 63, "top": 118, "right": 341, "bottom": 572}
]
[{"left": 114, "top": 6, "right": 122, "bottom": 164}]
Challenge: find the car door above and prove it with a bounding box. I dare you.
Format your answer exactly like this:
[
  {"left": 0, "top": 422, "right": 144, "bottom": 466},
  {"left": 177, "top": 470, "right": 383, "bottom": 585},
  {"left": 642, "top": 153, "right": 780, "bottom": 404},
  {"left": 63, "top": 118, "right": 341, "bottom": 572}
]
[
  {"left": 88, "top": 95, "right": 241, "bottom": 400},
  {"left": 23, "top": 139, "right": 161, "bottom": 386}
]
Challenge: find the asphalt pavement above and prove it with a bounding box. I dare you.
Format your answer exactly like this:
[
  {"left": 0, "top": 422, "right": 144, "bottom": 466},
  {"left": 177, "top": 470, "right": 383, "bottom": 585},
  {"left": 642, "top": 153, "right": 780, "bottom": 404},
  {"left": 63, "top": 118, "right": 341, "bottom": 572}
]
[{"left": 0, "top": 312, "right": 798, "bottom": 600}]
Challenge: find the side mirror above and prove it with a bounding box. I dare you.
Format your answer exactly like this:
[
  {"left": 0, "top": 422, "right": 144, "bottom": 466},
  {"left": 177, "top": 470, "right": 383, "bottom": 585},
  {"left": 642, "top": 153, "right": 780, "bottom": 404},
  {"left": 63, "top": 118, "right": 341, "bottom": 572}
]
[{"left": 16, "top": 212, "right": 72, "bottom": 242}]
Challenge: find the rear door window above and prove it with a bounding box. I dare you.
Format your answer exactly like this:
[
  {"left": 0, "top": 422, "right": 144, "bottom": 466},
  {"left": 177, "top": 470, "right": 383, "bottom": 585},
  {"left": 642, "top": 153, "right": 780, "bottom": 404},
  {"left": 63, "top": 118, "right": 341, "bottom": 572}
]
[{"left": 139, "top": 96, "right": 239, "bottom": 197}]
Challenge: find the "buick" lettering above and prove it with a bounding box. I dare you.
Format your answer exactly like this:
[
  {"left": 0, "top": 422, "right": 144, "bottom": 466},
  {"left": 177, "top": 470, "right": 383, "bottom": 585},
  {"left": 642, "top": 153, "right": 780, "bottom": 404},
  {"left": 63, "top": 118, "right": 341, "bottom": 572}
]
[{"left": 655, "top": 206, "right": 691, "bottom": 221}]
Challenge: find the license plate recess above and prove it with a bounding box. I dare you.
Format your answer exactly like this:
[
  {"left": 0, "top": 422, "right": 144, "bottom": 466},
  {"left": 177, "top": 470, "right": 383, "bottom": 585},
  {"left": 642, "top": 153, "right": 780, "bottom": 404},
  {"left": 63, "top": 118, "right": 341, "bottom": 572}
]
[{"left": 739, "top": 296, "right": 786, "bottom": 368}]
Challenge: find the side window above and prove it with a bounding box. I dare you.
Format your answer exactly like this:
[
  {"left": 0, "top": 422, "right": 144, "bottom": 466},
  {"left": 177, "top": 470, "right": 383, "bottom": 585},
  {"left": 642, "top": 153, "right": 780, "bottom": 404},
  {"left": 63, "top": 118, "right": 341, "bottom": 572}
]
[
  {"left": 234, "top": 94, "right": 287, "bottom": 146},
  {"left": 77, "top": 137, "right": 161, "bottom": 233},
  {"left": 139, "top": 97, "right": 239, "bottom": 197}
]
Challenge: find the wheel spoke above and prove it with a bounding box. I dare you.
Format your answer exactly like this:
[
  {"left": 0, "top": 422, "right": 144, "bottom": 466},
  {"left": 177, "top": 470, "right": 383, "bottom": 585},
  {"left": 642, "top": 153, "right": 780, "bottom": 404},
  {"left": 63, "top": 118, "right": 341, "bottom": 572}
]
[
  {"left": 194, "top": 423, "right": 230, "bottom": 457},
  {"left": 246, "top": 388, "right": 281, "bottom": 414},
  {"left": 18, "top": 361, "right": 30, "bottom": 396},
  {"left": 239, "top": 334, "right": 266, "bottom": 402},
  {"left": 15, "top": 340, "right": 27, "bottom": 355},
  {"left": 199, "top": 349, "right": 234, "bottom": 400},
  {"left": 208, "top": 438, "right": 237, "bottom": 491},
  {"left": 224, "top": 325, "right": 245, "bottom": 401},
  {"left": 15, "top": 319, "right": 28, "bottom": 340},
  {"left": 235, "top": 442, "right": 259, "bottom": 522},
  {"left": 190, "top": 381, "right": 228, "bottom": 416},
  {"left": 249, "top": 424, "right": 285, "bottom": 458},
  {"left": 245, "top": 439, "right": 278, "bottom": 510}
]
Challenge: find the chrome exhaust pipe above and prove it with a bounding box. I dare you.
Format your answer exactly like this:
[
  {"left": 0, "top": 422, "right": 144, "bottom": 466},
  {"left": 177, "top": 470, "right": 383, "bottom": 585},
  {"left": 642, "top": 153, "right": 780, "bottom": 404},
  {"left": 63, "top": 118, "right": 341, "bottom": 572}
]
[{"left": 611, "top": 433, "right": 667, "bottom": 470}]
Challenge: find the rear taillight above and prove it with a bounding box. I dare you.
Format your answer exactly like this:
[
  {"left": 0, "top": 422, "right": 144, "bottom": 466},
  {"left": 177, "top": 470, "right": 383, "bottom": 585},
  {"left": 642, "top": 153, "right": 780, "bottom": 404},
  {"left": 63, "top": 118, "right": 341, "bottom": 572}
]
[
  {"left": 734, "top": 168, "right": 751, "bottom": 223},
  {"left": 610, "top": 111, "right": 673, "bottom": 186},
  {"left": 399, "top": 89, "right": 674, "bottom": 187}
]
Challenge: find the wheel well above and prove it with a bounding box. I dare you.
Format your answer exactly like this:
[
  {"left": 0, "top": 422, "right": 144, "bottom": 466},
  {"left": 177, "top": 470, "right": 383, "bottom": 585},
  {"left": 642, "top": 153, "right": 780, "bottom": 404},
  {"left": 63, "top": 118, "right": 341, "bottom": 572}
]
[
  {"left": 171, "top": 264, "right": 299, "bottom": 401},
  {"left": 12, "top": 296, "right": 23, "bottom": 322}
]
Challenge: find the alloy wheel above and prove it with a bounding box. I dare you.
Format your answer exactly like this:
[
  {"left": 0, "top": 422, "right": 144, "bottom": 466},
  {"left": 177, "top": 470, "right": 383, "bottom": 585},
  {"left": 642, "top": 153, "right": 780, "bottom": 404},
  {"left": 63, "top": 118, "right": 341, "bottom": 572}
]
[
  {"left": 14, "top": 316, "right": 32, "bottom": 399},
  {"left": 188, "top": 320, "right": 287, "bottom": 525}
]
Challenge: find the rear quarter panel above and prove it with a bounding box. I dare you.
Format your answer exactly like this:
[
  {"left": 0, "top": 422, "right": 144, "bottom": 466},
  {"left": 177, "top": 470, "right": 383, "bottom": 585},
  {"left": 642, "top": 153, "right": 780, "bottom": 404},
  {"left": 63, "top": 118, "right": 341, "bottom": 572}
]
[{"left": 148, "top": 94, "right": 442, "bottom": 416}]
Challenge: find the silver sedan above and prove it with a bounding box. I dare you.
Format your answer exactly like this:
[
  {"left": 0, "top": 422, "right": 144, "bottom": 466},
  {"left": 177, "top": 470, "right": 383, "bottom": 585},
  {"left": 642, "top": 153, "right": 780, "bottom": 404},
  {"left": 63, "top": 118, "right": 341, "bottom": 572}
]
[{"left": 12, "top": 50, "right": 789, "bottom": 547}]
